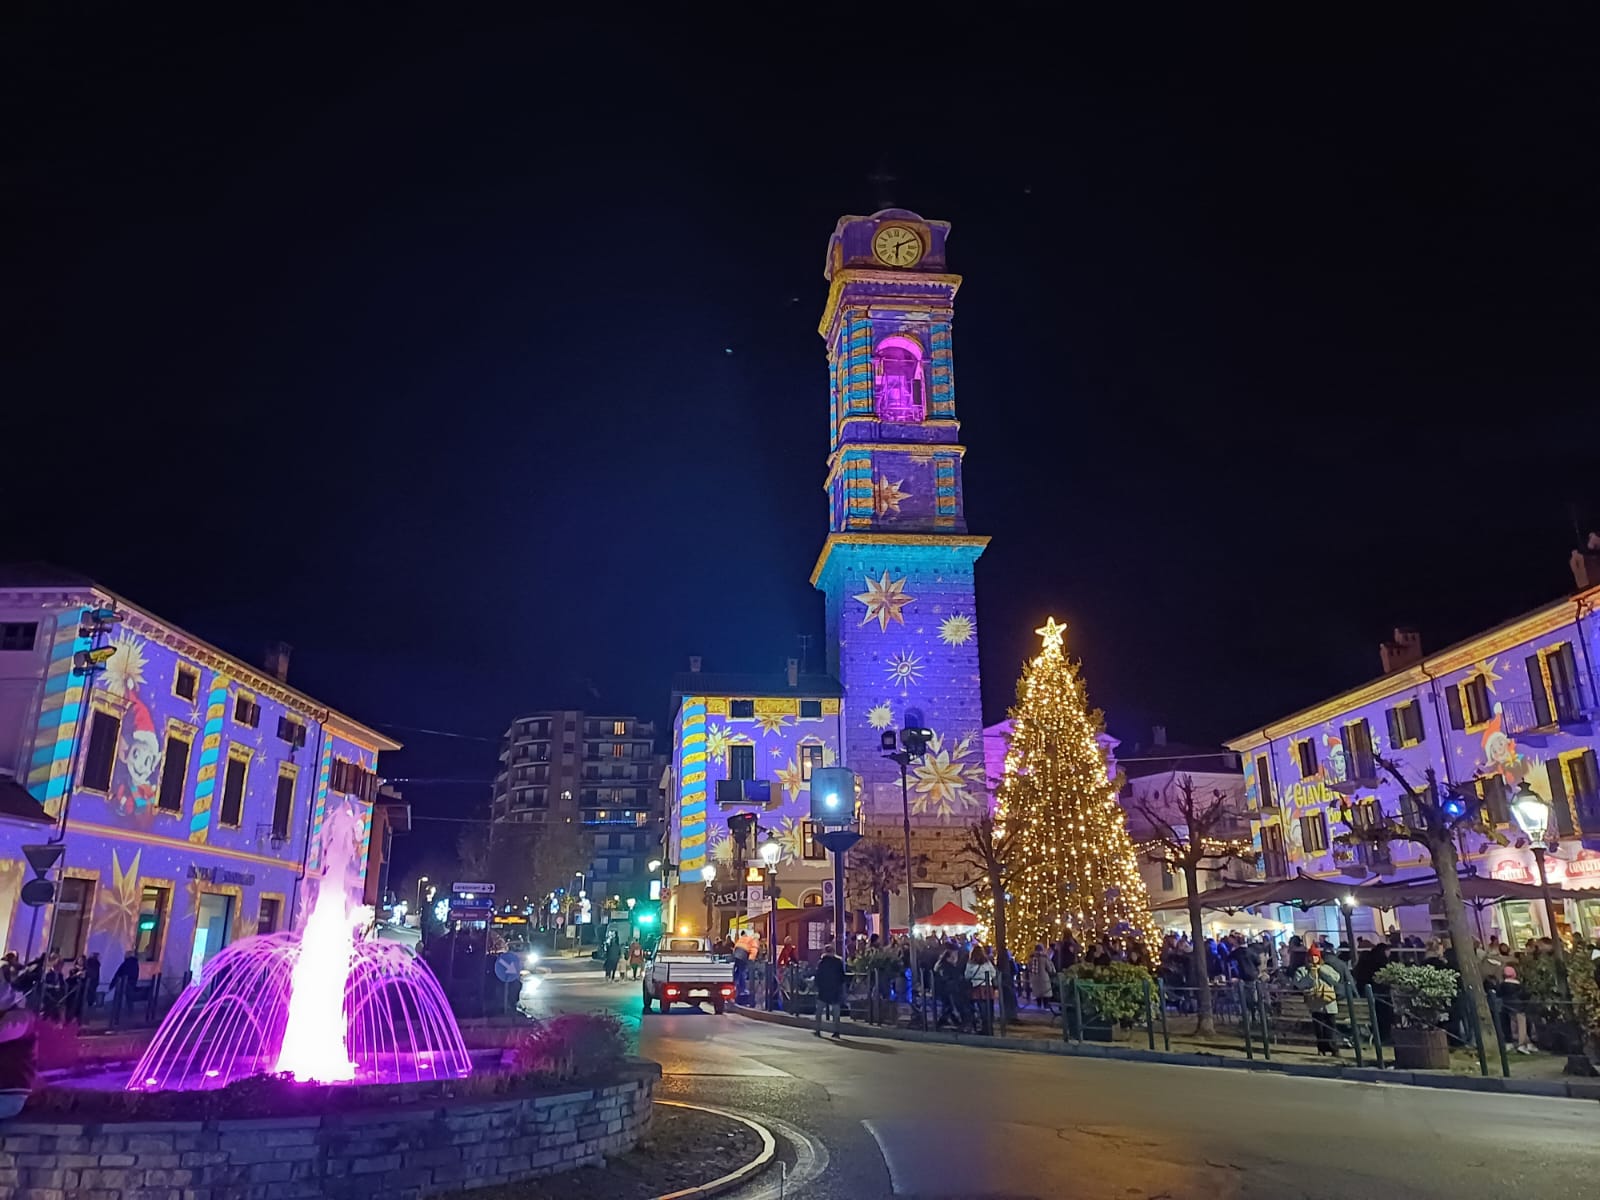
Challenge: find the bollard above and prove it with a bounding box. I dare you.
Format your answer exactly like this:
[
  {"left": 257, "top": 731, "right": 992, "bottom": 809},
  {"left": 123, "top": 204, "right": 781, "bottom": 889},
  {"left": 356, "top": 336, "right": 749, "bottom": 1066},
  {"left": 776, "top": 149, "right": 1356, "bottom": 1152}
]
[
  {"left": 1365, "top": 985, "right": 1384, "bottom": 1070},
  {"left": 1236, "top": 979, "right": 1253, "bottom": 1060},
  {"left": 1344, "top": 985, "right": 1364, "bottom": 1068},
  {"left": 1157, "top": 977, "right": 1171, "bottom": 1052},
  {"left": 1143, "top": 976, "right": 1155, "bottom": 1050}
]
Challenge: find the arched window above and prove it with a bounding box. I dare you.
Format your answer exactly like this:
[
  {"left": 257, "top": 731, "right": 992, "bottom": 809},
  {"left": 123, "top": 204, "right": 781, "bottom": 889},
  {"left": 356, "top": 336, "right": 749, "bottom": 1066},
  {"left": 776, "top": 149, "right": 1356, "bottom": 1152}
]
[{"left": 874, "top": 336, "right": 925, "bottom": 422}]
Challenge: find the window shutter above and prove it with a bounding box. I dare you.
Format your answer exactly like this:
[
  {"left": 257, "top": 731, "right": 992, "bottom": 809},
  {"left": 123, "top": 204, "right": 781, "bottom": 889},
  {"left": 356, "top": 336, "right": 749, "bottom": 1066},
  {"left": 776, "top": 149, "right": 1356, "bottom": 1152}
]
[
  {"left": 1548, "top": 763, "right": 1574, "bottom": 837},
  {"left": 1411, "top": 701, "right": 1426, "bottom": 744},
  {"left": 1549, "top": 644, "right": 1580, "bottom": 721},
  {"left": 1525, "top": 654, "right": 1554, "bottom": 727},
  {"left": 1445, "top": 686, "right": 1465, "bottom": 730},
  {"left": 1386, "top": 707, "right": 1403, "bottom": 747},
  {"left": 1255, "top": 755, "right": 1273, "bottom": 807}
]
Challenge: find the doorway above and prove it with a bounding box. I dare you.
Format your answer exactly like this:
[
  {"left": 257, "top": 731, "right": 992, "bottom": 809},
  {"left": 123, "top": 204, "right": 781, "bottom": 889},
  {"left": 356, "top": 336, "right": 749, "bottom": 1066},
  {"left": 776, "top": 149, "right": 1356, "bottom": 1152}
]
[
  {"left": 48, "top": 877, "right": 96, "bottom": 959},
  {"left": 189, "top": 891, "right": 234, "bottom": 978}
]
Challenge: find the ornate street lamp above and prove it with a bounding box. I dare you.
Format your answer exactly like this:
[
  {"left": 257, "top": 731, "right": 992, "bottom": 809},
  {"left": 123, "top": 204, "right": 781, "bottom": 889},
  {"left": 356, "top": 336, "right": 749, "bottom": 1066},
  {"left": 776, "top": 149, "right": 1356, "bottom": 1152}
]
[
  {"left": 1511, "top": 781, "right": 1570, "bottom": 1000},
  {"left": 759, "top": 838, "right": 782, "bottom": 1010}
]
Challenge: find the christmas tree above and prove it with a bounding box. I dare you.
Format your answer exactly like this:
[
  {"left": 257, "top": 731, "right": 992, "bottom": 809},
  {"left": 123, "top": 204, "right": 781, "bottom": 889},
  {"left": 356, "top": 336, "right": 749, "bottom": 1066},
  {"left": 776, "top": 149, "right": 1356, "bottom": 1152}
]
[{"left": 995, "top": 617, "right": 1153, "bottom": 953}]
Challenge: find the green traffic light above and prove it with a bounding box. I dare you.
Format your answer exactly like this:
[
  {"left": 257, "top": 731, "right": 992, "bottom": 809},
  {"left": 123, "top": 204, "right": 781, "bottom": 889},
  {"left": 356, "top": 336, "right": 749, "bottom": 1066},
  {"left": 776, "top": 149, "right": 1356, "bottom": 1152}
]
[{"left": 637, "top": 912, "right": 655, "bottom": 925}]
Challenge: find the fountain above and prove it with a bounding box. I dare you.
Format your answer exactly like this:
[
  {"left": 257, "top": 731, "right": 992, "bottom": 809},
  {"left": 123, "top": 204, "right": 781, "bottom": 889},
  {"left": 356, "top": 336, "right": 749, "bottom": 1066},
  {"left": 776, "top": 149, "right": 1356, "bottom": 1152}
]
[{"left": 128, "top": 799, "right": 470, "bottom": 1091}]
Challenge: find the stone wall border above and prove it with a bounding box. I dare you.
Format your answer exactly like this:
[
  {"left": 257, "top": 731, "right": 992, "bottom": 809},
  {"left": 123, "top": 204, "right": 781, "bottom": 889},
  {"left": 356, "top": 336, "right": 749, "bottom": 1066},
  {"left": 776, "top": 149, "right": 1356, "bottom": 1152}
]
[{"left": 0, "top": 1059, "right": 662, "bottom": 1200}]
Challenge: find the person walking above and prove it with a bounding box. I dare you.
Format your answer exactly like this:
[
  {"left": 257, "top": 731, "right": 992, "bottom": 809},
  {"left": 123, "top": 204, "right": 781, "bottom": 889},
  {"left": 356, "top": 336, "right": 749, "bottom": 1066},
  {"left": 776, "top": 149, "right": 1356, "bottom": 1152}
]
[
  {"left": 965, "top": 945, "right": 998, "bottom": 1035},
  {"left": 83, "top": 952, "right": 102, "bottom": 1011},
  {"left": 627, "top": 938, "right": 644, "bottom": 980},
  {"left": 602, "top": 935, "right": 621, "bottom": 982},
  {"left": 814, "top": 946, "right": 846, "bottom": 1039}
]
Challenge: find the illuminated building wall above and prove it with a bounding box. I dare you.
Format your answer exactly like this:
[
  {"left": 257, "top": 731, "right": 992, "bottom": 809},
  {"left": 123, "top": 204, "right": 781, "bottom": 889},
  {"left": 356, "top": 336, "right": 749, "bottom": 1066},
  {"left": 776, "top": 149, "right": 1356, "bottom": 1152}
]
[
  {"left": 0, "top": 576, "right": 396, "bottom": 984},
  {"left": 1227, "top": 585, "right": 1600, "bottom": 942}
]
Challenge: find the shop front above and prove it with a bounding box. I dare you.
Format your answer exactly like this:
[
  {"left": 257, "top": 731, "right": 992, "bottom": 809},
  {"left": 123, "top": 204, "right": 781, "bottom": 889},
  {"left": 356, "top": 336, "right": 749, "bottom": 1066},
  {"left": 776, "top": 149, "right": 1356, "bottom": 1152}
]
[{"left": 1482, "top": 845, "right": 1600, "bottom": 945}]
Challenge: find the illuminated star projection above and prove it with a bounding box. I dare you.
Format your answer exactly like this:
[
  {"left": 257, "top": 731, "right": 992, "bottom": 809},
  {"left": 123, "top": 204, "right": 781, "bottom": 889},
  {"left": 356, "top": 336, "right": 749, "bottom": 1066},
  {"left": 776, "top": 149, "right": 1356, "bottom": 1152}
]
[
  {"left": 98, "top": 848, "right": 144, "bottom": 951},
  {"left": 756, "top": 711, "right": 792, "bottom": 736},
  {"left": 866, "top": 701, "right": 896, "bottom": 730},
  {"left": 910, "top": 731, "right": 985, "bottom": 817},
  {"left": 1474, "top": 657, "right": 1503, "bottom": 693},
  {"left": 704, "top": 725, "right": 731, "bottom": 766},
  {"left": 872, "top": 476, "right": 910, "bottom": 517},
  {"left": 855, "top": 571, "right": 915, "bottom": 631},
  {"left": 774, "top": 758, "right": 805, "bottom": 802},
  {"left": 885, "top": 650, "right": 924, "bottom": 693},
  {"left": 938, "top": 613, "right": 974, "bottom": 646}
]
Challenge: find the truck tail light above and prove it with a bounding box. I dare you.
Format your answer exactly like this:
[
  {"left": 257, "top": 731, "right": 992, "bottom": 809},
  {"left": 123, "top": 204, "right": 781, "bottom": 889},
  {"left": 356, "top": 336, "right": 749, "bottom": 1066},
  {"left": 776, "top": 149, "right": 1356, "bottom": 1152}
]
[
  {"left": 663, "top": 985, "right": 680, "bottom": 998},
  {"left": 718, "top": 985, "right": 735, "bottom": 998}
]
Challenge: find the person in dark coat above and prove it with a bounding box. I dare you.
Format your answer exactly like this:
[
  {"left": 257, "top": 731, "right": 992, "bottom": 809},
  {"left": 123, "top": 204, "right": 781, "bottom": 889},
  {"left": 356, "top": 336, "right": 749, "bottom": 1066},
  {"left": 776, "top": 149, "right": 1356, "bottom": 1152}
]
[
  {"left": 83, "top": 952, "right": 102, "bottom": 1010},
  {"left": 813, "top": 948, "right": 846, "bottom": 1039}
]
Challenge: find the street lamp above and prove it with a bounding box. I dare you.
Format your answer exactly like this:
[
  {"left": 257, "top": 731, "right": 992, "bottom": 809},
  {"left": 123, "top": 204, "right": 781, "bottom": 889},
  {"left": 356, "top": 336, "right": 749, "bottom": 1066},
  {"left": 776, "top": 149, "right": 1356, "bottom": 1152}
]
[
  {"left": 759, "top": 838, "right": 782, "bottom": 1010},
  {"left": 1511, "top": 781, "right": 1570, "bottom": 1000},
  {"left": 415, "top": 876, "right": 430, "bottom": 927}
]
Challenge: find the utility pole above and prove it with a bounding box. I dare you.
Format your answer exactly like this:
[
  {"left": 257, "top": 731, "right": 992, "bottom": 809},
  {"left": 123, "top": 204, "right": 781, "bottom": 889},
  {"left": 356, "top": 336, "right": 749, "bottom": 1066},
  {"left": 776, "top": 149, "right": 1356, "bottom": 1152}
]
[{"left": 880, "top": 718, "right": 931, "bottom": 1008}]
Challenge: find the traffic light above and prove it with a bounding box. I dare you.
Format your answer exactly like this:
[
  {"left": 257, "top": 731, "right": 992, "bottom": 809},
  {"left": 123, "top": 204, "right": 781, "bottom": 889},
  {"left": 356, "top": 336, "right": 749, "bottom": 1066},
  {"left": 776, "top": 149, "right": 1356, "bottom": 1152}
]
[
  {"left": 727, "top": 811, "right": 758, "bottom": 849},
  {"left": 810, "top": 767, "right": 855, "bottom": 823}
]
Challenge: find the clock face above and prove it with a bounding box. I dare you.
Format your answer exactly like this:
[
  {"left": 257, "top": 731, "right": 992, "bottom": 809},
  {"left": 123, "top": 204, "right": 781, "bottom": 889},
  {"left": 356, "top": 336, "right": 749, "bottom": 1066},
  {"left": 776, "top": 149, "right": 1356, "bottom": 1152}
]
[{"left": 873, "top": 225, "right": 924, "bottom": 268}]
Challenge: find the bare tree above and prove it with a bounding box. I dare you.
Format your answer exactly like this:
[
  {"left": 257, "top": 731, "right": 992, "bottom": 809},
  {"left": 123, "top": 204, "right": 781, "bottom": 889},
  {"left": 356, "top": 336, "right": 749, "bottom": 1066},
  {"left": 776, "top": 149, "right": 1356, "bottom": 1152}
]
[
  {"left": 1334, "top": 755, "right": 1496, "bottom": 1032},
  {"left": 846, "top": 838, "right": 902, "bottom": 940},
  {"left": 1130, "top": 774, "right": 1257, "bottom": 1035},
  {"left": 961, "top": 812, "right": 1014, "bottom": 1016}
]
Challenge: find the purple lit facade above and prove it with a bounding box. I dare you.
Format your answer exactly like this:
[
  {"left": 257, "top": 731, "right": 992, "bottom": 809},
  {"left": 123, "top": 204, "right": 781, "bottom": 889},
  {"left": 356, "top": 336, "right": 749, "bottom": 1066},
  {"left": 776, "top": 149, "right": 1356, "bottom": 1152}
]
[
  {"left": 0, "top": 575, "right": 398, "bottom": 988},
  {"left": 1227, "top": 585, "right": 1600, "bottom": 946}
]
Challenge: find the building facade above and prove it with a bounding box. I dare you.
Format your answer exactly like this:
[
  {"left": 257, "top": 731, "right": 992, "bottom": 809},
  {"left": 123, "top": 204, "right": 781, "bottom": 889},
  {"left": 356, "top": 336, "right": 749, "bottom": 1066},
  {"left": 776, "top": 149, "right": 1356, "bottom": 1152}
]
[
  {"left": 492, "top": 710, "right": 662, "bottom": 912},
  {"left": 666, "top": 663, "right": 845, "bottom": 937},
  {"left": 1226, "top": 564, "right": 1600, "bottom": 946},
  {"left": 0, "top": 571, "right": 398, "bottom": 990}
]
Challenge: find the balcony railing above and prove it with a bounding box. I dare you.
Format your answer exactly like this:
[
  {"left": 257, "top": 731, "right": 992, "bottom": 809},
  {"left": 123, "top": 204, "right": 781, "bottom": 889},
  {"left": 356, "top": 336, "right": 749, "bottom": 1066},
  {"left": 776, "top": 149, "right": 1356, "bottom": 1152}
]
[{"left": 1500, "top": 679, "right": 1596, "bottom": 739}]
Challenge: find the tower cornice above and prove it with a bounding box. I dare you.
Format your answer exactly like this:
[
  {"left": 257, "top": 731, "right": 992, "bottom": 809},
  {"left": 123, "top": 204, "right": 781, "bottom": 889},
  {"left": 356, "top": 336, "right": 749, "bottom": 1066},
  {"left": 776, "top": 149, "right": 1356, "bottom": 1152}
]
[
  {"left": 818, "top": 270, "right": 962, "bottom": 339},
  {"left": 809, "top": 532, "right": 990, "bottom": 587}
]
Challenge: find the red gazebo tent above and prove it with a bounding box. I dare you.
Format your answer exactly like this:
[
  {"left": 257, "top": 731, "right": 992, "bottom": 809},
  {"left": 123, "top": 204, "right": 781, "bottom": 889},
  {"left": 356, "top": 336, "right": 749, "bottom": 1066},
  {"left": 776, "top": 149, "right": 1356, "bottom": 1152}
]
[{"left": 919, "top": 902, "right": 981, "bottom": 930}]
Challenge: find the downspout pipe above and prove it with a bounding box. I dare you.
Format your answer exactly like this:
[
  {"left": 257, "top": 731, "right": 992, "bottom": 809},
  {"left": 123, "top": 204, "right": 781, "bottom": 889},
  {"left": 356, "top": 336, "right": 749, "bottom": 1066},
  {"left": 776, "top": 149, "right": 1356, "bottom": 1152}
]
[
  {"left": 288, "top": 710, "right": 330, "bottom": 928},
  {"left": 1574, "top": 596, "right": 1598, "bottom": 714}
]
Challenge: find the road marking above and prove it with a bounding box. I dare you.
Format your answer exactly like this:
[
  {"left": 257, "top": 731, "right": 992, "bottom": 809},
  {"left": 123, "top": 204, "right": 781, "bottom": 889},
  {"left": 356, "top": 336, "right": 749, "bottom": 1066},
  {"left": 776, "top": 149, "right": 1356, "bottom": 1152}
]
[
  {"left": 733, "top": 1109, "right": 829, "bottom": 1200},
  {"left": 861, "top": 1119, "right": 910, "bottom": 1195}
]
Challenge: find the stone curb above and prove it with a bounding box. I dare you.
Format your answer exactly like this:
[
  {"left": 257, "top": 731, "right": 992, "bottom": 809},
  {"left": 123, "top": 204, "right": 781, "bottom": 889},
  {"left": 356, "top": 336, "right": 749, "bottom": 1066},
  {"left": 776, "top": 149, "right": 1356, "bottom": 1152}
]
[
  {"left": 650, "top": 1100, "right": 777, "bottom": 1200},
  {"left": 732, "top": 1006, "right": 1600, "bottom": 1102}
]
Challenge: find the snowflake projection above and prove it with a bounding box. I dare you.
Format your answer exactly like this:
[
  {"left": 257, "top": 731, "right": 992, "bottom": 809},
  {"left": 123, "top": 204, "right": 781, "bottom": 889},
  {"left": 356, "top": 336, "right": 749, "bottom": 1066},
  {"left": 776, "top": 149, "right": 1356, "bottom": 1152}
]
[
  {"left": 756, "top": 711, "right": 792, "bottom": 736},
  {"left": 774, "top": 758, "right": 806, "bottom": 803},
  {"left": 910, "top": 730, "right": 986, "bottom": 817},
  {"left": 938, "top": 613, "right": 974, "bottom": 646},
  {"left": 711, "top": 832, "right": 736, "bottom": 866},
  {"left": 866, "top": 701, "right": 896, "bottom": 731},
  {"left": 771, "top": 747, "right": 784, "bottom": 758},
  {"left": 885, "top": 650, "right": 924, "bottom": 694},
  {"left": 705, "top": 724, "right": 731, "bottom": 767},
  {"left": 96, "top": 848, "right": 143, "bottom": 952},
  {"left": 872, "top": 476, "right": 910, "bottom": 517},
  {"left": 855, "top": 571, "right": 915, "bottom": 632},
  {"left": 101, "top": 632, "right": 148, "bottom": 700}
]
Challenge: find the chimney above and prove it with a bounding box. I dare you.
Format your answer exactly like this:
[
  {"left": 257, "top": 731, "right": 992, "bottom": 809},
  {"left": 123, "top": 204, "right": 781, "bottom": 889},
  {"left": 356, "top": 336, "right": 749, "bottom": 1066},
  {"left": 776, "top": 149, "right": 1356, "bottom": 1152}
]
[
  {"left": 688, "top": 655, "right": 702, "bottom": 673},
  {"left": 264, "top": 641, "right": 293, "bottom": 683},
  {"left": 1572, "top": 532, "right": 1600, "bottom": 590},
  {"left": 1379, "top": 628, "right": 1422, "bottom": 674},
  {"left": 1151, "top": 724, "right": 1167, "bottom": 747},
  {"left": 786, "top": 658, "right": 799, "bottom": 688}
]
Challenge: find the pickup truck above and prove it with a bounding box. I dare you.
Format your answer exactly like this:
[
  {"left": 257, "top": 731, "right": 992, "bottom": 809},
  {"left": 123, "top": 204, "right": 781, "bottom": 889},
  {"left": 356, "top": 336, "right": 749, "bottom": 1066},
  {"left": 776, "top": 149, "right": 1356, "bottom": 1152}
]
[{"left": 640, "top": 936, "right": 736, "bottom": 1014}]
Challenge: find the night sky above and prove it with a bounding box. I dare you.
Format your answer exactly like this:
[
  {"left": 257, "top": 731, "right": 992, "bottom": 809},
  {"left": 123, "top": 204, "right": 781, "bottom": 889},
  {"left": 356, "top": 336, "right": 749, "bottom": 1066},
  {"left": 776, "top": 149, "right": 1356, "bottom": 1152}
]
[{"left": 6, "top": 11, "right": 1598, "bottom": 853}]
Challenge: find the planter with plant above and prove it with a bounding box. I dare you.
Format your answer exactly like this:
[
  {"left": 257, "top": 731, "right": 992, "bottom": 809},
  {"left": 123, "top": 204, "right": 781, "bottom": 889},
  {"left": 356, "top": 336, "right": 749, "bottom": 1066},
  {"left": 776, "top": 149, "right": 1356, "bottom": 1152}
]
[
  {"left": 1374, "top": 962, "right": 1458, "bottom": 1070},
  {"left": 1065, "top": 962, "right": 1152, "bottom": 1041}
]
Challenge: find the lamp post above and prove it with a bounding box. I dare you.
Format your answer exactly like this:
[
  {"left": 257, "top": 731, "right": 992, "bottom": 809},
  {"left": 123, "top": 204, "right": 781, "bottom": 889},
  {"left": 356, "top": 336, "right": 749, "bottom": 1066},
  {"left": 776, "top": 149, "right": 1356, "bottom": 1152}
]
[
  {"left": 702, "top": 864, "right": 717, "bottom": 940},
  {"left": 415, "top": 876, "right": 430, "bottom": 928},
  {"left": 760, "top": 837, "right": 782, "bottom": 1010},
  {"left": 882, "top": 721, "right": 931, "bottom": 1011},
  {"left": 1511, "top": 781, "right": 1570, "bottom": 1002}
]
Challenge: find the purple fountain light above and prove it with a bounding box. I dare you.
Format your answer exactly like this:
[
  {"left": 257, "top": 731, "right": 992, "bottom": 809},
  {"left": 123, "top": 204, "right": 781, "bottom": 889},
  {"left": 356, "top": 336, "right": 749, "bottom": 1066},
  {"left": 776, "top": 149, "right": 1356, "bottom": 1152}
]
[{"left": 129, "top": 800, "right": 470, "bottom": 1091}]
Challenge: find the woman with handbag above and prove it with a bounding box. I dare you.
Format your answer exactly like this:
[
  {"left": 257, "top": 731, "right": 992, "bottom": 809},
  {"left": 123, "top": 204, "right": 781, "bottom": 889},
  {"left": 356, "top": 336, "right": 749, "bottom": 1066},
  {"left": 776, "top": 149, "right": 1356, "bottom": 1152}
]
[
  {"left": 1295, "top": 945, "right": 1344, "bottom": 1056},
  {"left": 965, "top": 945, "right": 998, "bottom": 1035}
]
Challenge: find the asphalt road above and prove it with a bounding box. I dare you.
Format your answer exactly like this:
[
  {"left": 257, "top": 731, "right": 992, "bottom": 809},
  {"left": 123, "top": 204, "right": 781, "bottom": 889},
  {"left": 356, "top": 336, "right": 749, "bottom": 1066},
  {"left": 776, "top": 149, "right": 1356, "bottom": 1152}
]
[{"left": 521, "top": 958, "right": 1599, "bottom": 1200}]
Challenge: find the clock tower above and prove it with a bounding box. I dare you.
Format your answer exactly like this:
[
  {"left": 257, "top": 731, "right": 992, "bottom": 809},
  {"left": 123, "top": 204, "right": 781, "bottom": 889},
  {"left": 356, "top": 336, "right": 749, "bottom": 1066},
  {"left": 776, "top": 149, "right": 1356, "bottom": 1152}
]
[{"left": 811, "top": 210, "right": 989, "bottom": 885}]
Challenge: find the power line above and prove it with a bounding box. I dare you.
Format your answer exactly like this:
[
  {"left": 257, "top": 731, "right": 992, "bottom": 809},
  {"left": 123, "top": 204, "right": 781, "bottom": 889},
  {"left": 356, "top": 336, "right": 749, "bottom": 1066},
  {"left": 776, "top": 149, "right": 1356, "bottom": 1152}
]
[
  {"left": 385, "top": 777, "right": 496, "bottom": 785},
  {"left": 372, "top": 722, "right": 498, "bottom": 743}
]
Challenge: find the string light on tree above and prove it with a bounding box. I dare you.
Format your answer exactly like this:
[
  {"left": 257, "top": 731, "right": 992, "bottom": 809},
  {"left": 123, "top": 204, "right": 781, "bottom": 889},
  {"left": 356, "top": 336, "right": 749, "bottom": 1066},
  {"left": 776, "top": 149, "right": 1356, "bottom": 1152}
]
[{"left": 991, "top": 617, "right": 1153, "bottom": 953}]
